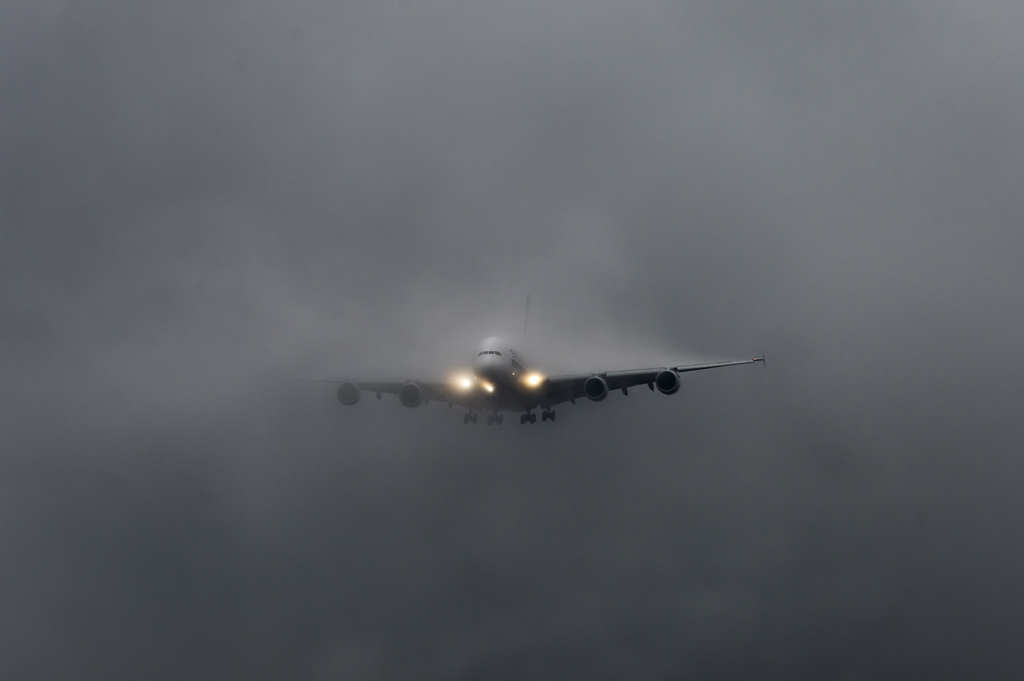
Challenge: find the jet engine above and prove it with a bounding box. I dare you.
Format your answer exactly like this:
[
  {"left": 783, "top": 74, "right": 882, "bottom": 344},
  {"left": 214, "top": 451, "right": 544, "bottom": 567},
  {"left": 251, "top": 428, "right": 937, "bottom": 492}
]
[
  {"left": 583, "top": 376, "right": 609, "bottom": 402},
  {"left": 655, "top": 369, "right": 680, "bottom": 395},
  {"left": 337, "top": 381, "right": 360, "bottom": 405},
  {"left": 398, "top": 382, "right": 423, "bottom": 408}
]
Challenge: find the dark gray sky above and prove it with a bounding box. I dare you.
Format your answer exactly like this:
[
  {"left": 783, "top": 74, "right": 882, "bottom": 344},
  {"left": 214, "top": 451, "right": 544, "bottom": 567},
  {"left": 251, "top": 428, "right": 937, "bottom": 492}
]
[{"left": 2, "top": 2, "right": 1024, "bottom": 679}]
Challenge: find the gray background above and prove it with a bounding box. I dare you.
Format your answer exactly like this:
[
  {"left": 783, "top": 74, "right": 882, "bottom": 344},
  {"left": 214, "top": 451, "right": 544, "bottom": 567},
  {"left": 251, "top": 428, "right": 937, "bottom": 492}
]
[{"left": 2, "top": 2, "right": 1023, "bottom": 679}]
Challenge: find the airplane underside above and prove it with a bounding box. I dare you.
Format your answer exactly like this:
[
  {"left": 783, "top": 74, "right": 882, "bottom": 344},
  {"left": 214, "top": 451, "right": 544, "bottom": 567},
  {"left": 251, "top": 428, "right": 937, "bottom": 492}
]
[{"left": 454, "top": 392, "right": 556, "bottom": 424}]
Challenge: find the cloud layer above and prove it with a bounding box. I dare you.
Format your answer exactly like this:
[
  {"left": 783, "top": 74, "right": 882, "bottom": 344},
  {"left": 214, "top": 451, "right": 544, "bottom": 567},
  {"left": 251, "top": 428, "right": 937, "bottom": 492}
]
[{"left": 2, "top": 2, "right": 1023, "bottom": 679}]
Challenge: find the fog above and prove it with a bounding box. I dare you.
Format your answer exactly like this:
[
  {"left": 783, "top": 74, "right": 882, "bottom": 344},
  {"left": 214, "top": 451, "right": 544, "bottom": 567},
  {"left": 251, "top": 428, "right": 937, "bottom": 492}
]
[{"left": 2, "top": 2, "right": 1023, "bottom": 679}]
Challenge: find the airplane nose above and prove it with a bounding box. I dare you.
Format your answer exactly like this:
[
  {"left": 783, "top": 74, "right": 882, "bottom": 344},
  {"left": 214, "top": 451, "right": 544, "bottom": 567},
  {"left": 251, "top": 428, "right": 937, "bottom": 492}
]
[{"left": 473, "top": 355, "right": 503, "bottom": 380}]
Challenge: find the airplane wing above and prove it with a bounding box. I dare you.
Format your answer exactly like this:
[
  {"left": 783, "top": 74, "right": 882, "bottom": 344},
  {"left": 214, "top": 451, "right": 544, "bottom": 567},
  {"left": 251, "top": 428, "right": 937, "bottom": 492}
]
[
  {"left": 354, "top": 380, "right": 479, "bottom": 407},
  {"left": 539, "top": 356, "right": 764, "bottom": 407},
  {"left": 281, "top": 377, "right": 484, "bottom": 408}
]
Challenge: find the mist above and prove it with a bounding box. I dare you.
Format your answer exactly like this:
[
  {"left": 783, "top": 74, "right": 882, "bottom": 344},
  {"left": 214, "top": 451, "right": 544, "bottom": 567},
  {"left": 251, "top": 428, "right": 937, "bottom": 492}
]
[{"left": 2, "top": 2, "right": 1023, "bottom": 679}]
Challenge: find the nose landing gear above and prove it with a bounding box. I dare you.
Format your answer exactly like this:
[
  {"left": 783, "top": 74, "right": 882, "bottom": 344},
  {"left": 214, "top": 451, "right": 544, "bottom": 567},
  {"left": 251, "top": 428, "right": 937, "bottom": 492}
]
[
  {"left": 463, "top": 412, "right": 478, "bottom": 424},
  {"left": 541, "top": 409, "right": 556, "bottom": 421},
  {"left": 520, "top": 412, "right": 538, "bottom": 424},
  {"left": 486, "top": 413, "right": 504, "bottom": 425}
]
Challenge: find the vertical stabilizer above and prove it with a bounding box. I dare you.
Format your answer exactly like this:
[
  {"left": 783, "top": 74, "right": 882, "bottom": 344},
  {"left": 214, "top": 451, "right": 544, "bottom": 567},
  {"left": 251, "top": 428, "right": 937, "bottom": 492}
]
[{"left": 522, "top": 294, "right": 531, "bottom": 344}]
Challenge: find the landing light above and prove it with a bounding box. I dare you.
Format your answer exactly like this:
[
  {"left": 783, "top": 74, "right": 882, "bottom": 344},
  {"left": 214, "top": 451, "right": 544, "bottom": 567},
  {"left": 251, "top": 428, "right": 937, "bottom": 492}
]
[
  {"left": 452, "top": 375, "right": 474, "bottom": 391},
  {"left": 523, "top": 372, "right": 545, "bottom": 388},
  {"left": 480, "top": 380, "right": 495, "bottom": 393}
]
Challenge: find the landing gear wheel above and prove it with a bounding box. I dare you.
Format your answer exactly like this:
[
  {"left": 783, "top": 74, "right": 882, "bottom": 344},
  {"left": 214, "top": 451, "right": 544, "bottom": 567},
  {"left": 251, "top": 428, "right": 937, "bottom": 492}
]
[
  {"left": 471, "top": 413, "right": 478, "bottom": 424},
  {"left": 529, "top": 414, "right": 537, "bottom": 424},
  {"left": 541, "top": 411, "right": 548, "bottom": 421},
  {"left": 496, "top": 415, "right": 503, "bottom": 425},
  {"left": 520, "top": 414, "right": 528, "bottom": 425},
  {"left": 549, "top": 410, "right": 556, "bottom": 421},
  {"left": 463, "top": 413, "right": 470, "bottom": 424}
]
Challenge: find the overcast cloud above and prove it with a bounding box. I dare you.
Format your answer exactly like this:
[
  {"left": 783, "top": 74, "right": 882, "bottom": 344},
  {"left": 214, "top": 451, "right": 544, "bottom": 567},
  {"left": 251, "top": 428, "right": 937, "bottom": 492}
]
[{"left": 2, "top": 1, "right": 1023, "bottom": 679}]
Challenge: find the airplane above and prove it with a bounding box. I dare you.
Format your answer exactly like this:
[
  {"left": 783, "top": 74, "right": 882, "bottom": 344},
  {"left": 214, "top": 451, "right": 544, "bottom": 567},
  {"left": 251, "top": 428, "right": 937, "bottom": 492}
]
[{"left": 323, "top": 336, "right": 764, "bottom": 425}]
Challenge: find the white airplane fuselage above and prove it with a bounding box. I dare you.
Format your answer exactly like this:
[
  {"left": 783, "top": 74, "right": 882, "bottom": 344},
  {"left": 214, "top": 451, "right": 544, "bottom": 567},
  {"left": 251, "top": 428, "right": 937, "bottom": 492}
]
[{"left": 470, "top": 336, "right": 538, "bottom": 411}]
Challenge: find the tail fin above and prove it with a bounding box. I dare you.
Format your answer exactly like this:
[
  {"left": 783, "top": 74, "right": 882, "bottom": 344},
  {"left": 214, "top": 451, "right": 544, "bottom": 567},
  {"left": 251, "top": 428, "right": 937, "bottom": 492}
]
[{"left": 522, "top": 293, "right": 530, "bottom": 343}]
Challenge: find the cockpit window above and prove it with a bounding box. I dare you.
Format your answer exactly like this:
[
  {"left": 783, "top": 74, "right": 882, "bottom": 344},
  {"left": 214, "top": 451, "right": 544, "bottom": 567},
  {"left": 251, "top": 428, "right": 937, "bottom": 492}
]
[{"left": 477, "top": 350, "right": 503, "bottom": 356}]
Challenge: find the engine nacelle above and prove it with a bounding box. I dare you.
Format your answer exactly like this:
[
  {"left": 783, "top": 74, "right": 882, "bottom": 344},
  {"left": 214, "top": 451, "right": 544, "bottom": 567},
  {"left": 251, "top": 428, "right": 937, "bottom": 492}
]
[
  {"left": 655, "top": 369, "right": 680, "bottom": 395},
  {"left": 583, "top": 375, "right": 609, "bottom": 402},
  {"left": 398, "top": 382, "right": 423, "bottom": 408},
  {"left": 337, "top": 381, "right": 360, "bottom": 406}
]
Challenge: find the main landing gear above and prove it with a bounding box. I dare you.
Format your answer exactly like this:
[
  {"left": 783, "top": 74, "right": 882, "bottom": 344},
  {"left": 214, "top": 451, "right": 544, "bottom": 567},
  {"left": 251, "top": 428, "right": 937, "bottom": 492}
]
[
  {"left": 520, "top": 410, "right": 555, "bottom": 424},
  {"left": 465, "top": 411, "right": 503, "bottom": 425}
]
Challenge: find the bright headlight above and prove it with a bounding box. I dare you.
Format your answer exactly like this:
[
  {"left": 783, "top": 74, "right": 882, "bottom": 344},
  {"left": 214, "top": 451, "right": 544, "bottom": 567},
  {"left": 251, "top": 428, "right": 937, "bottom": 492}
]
[
  {"left": 480, "top": 381, "right": 495, "bottom": 393},
  {"left": 523, "top": 372, "right": 545, "bottom": 388},
  {"left": 451, "top": 374, "right": 474, "bottom": 391}
]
